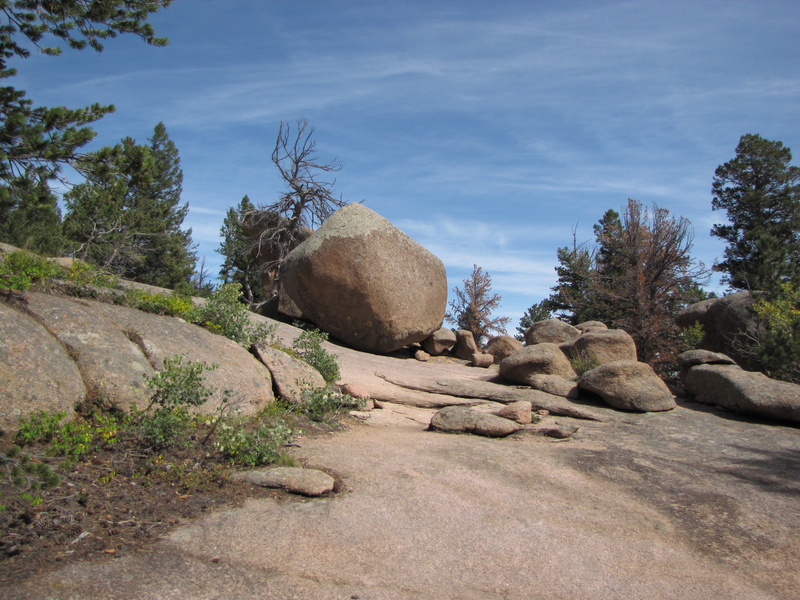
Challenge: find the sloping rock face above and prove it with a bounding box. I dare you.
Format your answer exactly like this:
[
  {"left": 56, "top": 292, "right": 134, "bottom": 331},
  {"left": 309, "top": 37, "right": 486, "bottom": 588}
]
[
  {"left": 485, "top": 335, "right": 524, "bottom": 363},
  {"left": 20, "top": 293, "right": 274, "bottom": 415},
  {"left": 429, "top": 406, "right": 522, "bottom": 437},
  {"left": 281, "top": 204, "right": 447, "bottom": 354},
  {"left": 526, "top": 374, "right": 580, "bottom": 399},
  {"left": 676, "top": 291, "right": 766, "bottom": 370},
  {"left": 0, "top": 302, "right": 86, "bottom": 428},
  {"left": 563, "top": 329, "right": 637, "bottom": 365},
  {"left": 683, "top": 364, "right": 800, "bottom": 423},
  {"left": 499, "top": 343, "right": 577, "bottom": 383},
  {"left": 579, "top": 361, "right": 675, "bottom": 412},
  {"left": 524, "top": 319, "right": 580, "bottom": 345}
]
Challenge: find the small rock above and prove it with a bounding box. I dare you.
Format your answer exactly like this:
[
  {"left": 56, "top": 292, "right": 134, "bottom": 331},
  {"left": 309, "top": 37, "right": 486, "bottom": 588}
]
[
  {"left": 230, "top": 467, "right": 335, "bottom": 496},
  {"left": 496, "top": 401, "right": 533, "bottom": 424},
  {"left": 341, "top": 382, "right": 371, "bottom": 400},
  {"left": 415, "top": 349, "right": 430, "bottom": 362},
  {"left": 471, "top": 353, "right": 494, "bottom": 368},
  {"left": 453, "top": 330, "right": 479, "bottom": 360},
  {"left": 421, "top": 327, "right": 457, "bottom": 356}
]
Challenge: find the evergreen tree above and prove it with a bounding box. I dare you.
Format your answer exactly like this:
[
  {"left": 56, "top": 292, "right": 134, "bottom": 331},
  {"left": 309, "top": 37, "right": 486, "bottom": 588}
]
[
  {"left": 217, "top": 195, "right": 265, "bottom": 306},
  {"left": 0, "top": 1, "right": 172, "bottom": 232},
  {"left": 63, "top": 123, "right": 195, "bottom": 287},
  {"left": 711, "top": 134, "right": 800, "bottom": 293},
  {"left": 0, "top": 171, "right": 66, "bottom": 255}
]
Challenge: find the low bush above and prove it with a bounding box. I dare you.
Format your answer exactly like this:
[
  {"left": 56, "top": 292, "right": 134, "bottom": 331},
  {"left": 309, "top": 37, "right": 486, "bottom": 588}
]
[
  {"left": 121, "top": 288, "right": 194, "bottom": 317},
  {"left": 0, "top": 251, "right": 61, "bottom": 291},
  {"left": 300, "top": 386, "right": 364, "bottom": 422},
  {"left": 187, "top": 283, "right": 277, "bottom": 347},
  {"left": 292, "top": 329, "right": 341, "bottom": 384},
  {"left": 570, "top": 350, "right": 600, "bottom": 376},
  {"left": 213, "top": 416, "right": 294, "bottom": 466}
]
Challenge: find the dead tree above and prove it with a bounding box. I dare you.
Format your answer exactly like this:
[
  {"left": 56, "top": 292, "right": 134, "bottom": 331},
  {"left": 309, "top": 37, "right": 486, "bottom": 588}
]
[{"left": 243, "top": 118, "right": 346, "bottom": 302}]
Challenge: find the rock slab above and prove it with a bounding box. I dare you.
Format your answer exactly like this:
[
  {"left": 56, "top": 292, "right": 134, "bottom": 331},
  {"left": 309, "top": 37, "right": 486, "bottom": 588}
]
[
  {"left": 253, "top": 344, "right": 326, "bottom": 403},
  {"left": 429, "top": 405, "right": 523, "bottom": 437},
  {"left": 0, "top": 302, "right": 86, "bottom": 428},
  {"left": 281, "top": 204, "right": 447, "bottom": 354},
  {"left": 231, "top": 467, "right": 335, "bottom": 496}
]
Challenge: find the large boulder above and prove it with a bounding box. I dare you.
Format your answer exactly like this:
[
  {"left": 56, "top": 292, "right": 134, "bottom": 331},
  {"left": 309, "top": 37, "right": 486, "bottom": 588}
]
[
  {"left": 0, "top": 302, "right": 86, "bottom": 429},
  {"left": 485, "top": 335, "right": 524, "bottom": 363},
  {"left": 281, "top": 204, "right": 447, "bottom": 354},
  {"left": 676, "top": 350, "right": 737, "bottom": 385},
  {"left": 676, "top": 292, "right": 766, "bottom": 370},
  {"left": 683, "top": 364, "right": 800, "bottom": 423},
  {"left": 524, "top": 319, "right": 580, "bottom": 346},
  {"left": 429, "top": 406, "right": 522, "bottom": 437},
  {"left": 563, "top": 329, "right": 637, "bottom": 365},
  {"left": 421, "top": 327, "right": 457, "bottom": 356},
  {"left": 453, "top": 330, "right": 479, "bottom": 360},
  {"left": 579, "top": 361, "right": 676, "bottom": 412},
  {"left": 499, "top": 343, "right": 577, "bottom": 384}
]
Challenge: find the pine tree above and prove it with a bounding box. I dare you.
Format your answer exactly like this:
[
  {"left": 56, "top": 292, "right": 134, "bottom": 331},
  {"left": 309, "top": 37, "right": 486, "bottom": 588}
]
[
  {"left": 63, "top": 124, "right": 195, "bottom": 287},
  {"left": 711, "top": 134, "right": 800, "bottom": 293},
  {"left": 217, "top": 195, "right": 265, "bottom": 306},
  {"left": 0, "top": 172, "right": 66, "bottom": 255},
  {"left": 0, "top": 1, "right": 172, "bottom": 231}
]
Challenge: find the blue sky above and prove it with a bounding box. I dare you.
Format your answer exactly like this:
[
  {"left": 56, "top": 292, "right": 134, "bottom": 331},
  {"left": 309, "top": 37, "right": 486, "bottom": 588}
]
[{"left": 15, "top": 0, "right": 800, "bottom": 329}]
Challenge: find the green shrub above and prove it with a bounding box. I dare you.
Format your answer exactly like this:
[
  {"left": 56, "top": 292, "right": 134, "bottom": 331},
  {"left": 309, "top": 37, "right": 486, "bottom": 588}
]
[
  {"left": 0, "top": 250, "right": 61, "bottom": 291},
  {"left": 292, "top": 329, "right": 340, "bottom": 384},
  {"left": 14, "top": 411, "right": 66, "bottom": 446},
  {"left": 753, "top": 283, "right": 800, "bottom": 383},
  {"left": 681, "top": 321, "right": 705, "bottom": 351},
  {"left": 133, "top": 355, "right": 218, "bottom": 448},
  {"left": 122, "top": 288, "right": 194, "bottom": 317},
  {"left": 214, "top": 416, "right": 294, "bottom": 465},
  {"left": 300, "top": 386, "right": 364, "bottom": 422},
  {"left": 48, "top": 419, "right": 94, "bottom": 457},
  {"left": 187, "top": 283, "right": 277, "bottom": 347},
  {"left": 570, "top": 350, "right": 600, "bottom": 377}
]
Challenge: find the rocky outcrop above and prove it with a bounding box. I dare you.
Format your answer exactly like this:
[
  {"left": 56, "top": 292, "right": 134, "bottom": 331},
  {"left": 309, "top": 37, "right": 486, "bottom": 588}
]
[
  {"left": 676, "top": 349, "right": 737, "bottom": 384},
  {"left": 579, "top": 361, "right": 676, "bottom": 412},
  {"left": 421, "top": 327, "right": 456, "bottom": 356},
  {"left": 485, "top": 335, "right": 524, "bottom": 363},
  {"left": 524, "top": 319, "right": 580, "bottom": 345},
  {"left": 16, "top": 292, "right": 275, "bottom": 416},
  {"left": 281, "top": 204, "right": 447, "bottom": 354},
  {"left": 676, "top": 291, "right": 766, "bottom": 370},
  {"left": 683, "top": 364, "right": 800, "bottom": 423},
  {"left": 499, "top": 343, "right": 577, "bottom": 384},
  {"left": 562, "top": 329, "right": 637, "bottom": 365},
  {"left": 453, "top": 330, "right": 479, "bottom": 360},
  {"left": 252, "top": 344, "right": 326, "bottom": 403},
  {"left": 0, "top": 302, "right": 86, "bottom": 428},
  {"left": 429, "top": 406, "right": 522, "bottom": 437}
]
